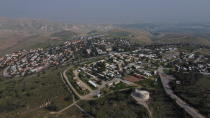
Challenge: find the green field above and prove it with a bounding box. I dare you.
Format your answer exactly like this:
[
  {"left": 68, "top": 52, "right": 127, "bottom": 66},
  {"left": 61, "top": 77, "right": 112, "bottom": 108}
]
[{"left": 0, "top": 66, "right": 73, "bottom": 118}]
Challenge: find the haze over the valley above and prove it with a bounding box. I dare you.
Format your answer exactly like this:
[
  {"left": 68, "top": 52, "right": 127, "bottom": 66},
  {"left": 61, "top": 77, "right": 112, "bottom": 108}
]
[{"left": 0, "top": 0, "right": 210, "bottom": 24}]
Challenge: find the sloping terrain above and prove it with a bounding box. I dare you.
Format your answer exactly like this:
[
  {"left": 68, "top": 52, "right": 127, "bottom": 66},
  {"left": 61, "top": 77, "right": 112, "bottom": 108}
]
[
  {"left": 0, "top": 17, "right": 117, "bottom": 56},
  {"left": 0, "top": 67, "right": 73, "bottom": 118},
  {"left": 51, "top": 31, "right": 78, "bottom": 40},
  {"left": 0, "top": 17, "right": 66, "bottom": 55},
  {"left": 0, "top": 30, "right": 31, "bottom": 55},
  {"left": 107, "top": 28, "right": 152, "bottom": 45},
  {"left": 121, "top": 23, "right": 210, "bottom": 46},
  {"left": 152, "top": 33, "right": 210, "bottom": 46},
  {"left": 79, "top": 90, "right": 149, "bottom": 118},
  {"left": 0, "top": 33, "right": 71, "bottom": 56},
  {"left": 171, "top": 72, "right": 210, "bottom": 117},
  {"left": 0, "top": 17, "right": 67, "bottom": 33}
]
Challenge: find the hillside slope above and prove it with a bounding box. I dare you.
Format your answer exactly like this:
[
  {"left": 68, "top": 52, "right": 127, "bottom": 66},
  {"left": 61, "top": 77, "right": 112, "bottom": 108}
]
[
  {"left": 152, "top": 33, "right": 210, "bottom": 46},
  {"left": 107, "top": 28, "right": 152, "bottom": 45}
]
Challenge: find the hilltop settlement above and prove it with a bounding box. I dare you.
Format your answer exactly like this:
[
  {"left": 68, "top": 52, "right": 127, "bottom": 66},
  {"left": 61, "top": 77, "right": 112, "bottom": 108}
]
[{"left": 0, "top": 33, "right": 210, "bottom": 118}]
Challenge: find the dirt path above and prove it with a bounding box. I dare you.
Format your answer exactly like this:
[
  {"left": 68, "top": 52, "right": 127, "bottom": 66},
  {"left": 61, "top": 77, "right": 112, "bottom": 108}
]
[{"left": 50, "top": 100, "right": 80, "bottom": 114}]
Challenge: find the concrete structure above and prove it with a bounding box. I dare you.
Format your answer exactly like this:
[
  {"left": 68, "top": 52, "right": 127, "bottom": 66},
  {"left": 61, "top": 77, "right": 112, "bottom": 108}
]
[{"left": 132, "top": 89, "right": 150, "bottom": 101}]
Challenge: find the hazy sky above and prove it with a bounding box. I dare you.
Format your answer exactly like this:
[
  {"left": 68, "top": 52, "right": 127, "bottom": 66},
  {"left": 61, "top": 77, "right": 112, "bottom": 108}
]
[{"left": 0, "top": 0, "right": 210, "bottom": 24}]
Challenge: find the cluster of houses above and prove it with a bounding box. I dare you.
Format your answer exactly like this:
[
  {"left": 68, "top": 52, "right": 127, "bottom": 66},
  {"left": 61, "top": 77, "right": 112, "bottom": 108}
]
[
  {"left": 1, "top": 32, "right": 208, "bottom": 78},
  {"left": 0, "top": 35, "right": 133, "bottom": 77},
  {"left": 78, "top": 47, "right": 167, "bottom": 84},
  {"left": 0, "top": 41, "right": 78, "bottom": 77},
  {"left": 77, "top": 46, "right": 202, "bottom": 85},
  {"left": 169, "top": 52, "right": 210, "bottom": 73}
]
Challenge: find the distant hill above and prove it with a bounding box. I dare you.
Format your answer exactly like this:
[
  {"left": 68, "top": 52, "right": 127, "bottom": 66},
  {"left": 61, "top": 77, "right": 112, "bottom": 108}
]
[
  {"left": 0, "top": 17, "right": 117, "bottom": 35},
  {"left": 0, "top": 17, "right": 69, "bottom": 33},
  {"left": 152, "top": 33, "right": 210, "bottom": 46},
  {"left": 0, "top": 17, "right": 77, "bottom": 55},
  {"left": 1, "top": 17, "right": 209, "bottom": 55},
  {"left": 120, "top": 23, "right": 210, "bottom": 34},
  {"left": 51, "top": 30, "right": 78, "bottom": 40},
  {"left": 120, "top": 23, "right": 210, "bottom": 46},
  {"left": 0, "top": 17, "right": 117, "bottom": 55},
  {"left": 106, "top": 28, "right": 152, "bottom": 45}
]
